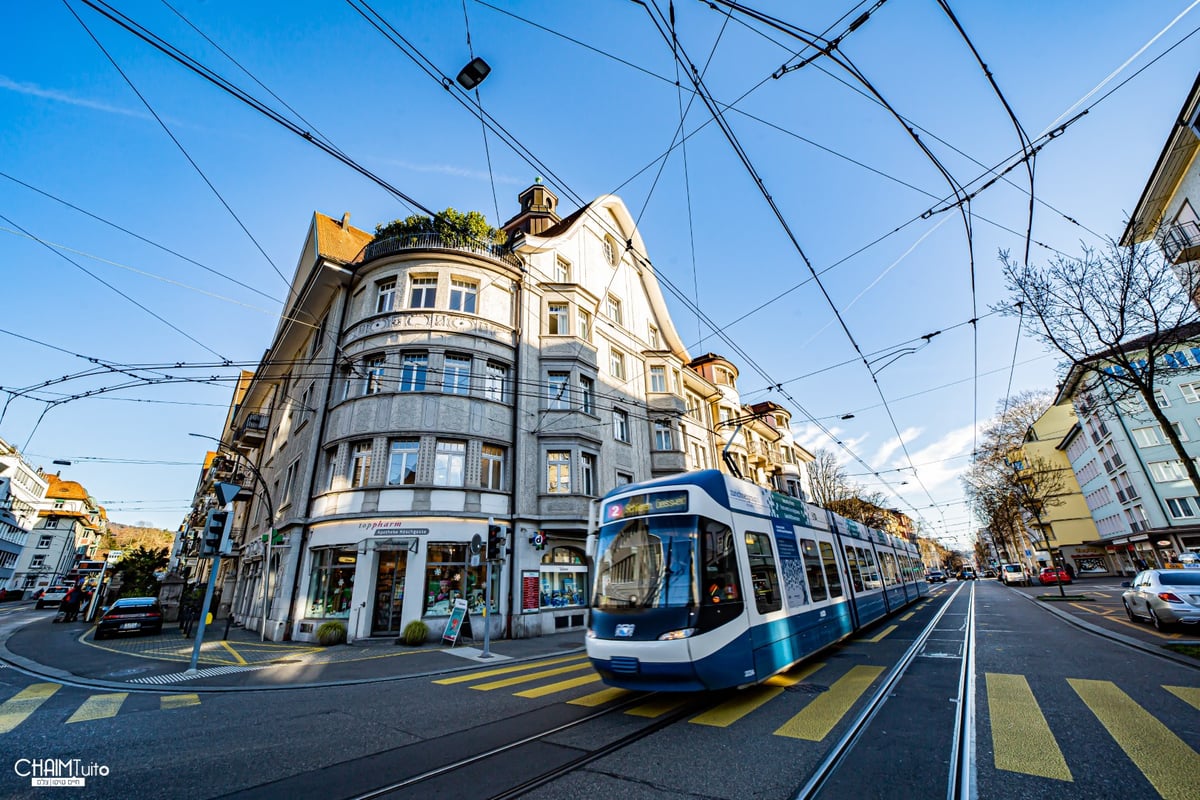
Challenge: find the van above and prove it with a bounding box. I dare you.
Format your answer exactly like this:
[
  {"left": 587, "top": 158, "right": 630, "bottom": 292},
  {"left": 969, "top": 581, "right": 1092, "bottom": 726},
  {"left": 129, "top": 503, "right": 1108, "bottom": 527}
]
[{"left": 1000, "top": 564, "right": 1026, "bottom": 586}]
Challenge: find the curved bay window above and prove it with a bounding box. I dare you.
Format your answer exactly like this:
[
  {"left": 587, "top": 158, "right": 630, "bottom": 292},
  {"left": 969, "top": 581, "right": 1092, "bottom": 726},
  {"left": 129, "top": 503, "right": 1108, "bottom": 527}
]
[
  {"left": 424, "top": 543, "right": 498, "bottom": 617},
  {"left": 539, "top": 546, "right": 588, "bottom": 608},
  {"left": 306, "top": 548, "right": 357, "bottom": 619}
]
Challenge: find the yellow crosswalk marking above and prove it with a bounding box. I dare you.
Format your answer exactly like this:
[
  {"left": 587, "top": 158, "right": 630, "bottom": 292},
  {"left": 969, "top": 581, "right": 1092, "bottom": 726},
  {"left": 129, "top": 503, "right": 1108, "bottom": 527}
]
[
  {"left": 866, "top": 625, "right": 897, "bottom": 643},
  {"left": 986, "top": 673, "right": 1071, "bottom": 781},
  {"left": 775, "top": 665, "right": 884, "bottom": 740},
  {"left": 0, "top": 683, "right": 60, "bottom": 734},
  {"left": 515, "top": 673, "right": 602, "bottom": 698},
  {"left": 1069, "top": 678, "right": 1200, "bottom": 800},
  {"left": 625, "top": 696, "right": 689, "bottom": 717},
  {"left": 433, "top": 654, "right": 587, "bottom": 685},
  {"left": 160, "top": 694, "right": 200, "bottom": 710},
  {"left": 568, "top": 686, "right": 631, "bottom": 707},
  {"left": 470, "top": 663, "right": 592, "bottom": 691},
  {"left": 1164, "top": 685, "right": 1200, "bottom": 711},
  {"left": 691, "top": 662, "right": 824, "bottom": 728},
  {"left": 67, "top": 693, "right": 127, "bottom": 724}
]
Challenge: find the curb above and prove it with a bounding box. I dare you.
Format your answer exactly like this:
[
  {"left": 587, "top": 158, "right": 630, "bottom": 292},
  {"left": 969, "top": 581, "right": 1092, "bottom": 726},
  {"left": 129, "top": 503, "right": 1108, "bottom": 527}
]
[{"left": 1012, "top": 585, "right": 1200, "bottom": 670}]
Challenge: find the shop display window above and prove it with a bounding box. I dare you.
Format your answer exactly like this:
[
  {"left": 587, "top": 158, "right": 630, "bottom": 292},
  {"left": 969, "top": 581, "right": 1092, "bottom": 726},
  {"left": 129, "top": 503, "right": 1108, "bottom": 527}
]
[
  {"left": 540, "top": 546, "right": 588, "bottom": 608},
  {"left": 424, "top": 543, "right": 498, "bottom": 616},
  {"left": 306, "top": 548, "right": 356, "bottom": 619}
]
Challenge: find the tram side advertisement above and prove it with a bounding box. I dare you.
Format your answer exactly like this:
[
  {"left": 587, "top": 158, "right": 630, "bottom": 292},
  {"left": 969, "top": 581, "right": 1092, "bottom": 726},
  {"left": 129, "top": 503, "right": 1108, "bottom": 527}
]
[{"left": 603, "top": 490, "right": 688, "bottom": 522}]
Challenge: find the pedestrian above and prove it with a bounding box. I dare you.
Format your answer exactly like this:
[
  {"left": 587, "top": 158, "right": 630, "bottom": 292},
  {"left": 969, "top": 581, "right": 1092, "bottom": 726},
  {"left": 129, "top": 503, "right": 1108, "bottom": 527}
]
[
  {"left": 60, "top": 585, "right": 82, "bottom": 622},
  {"left": 1064, "top": 562, "right": 1075, "bottom": 581}
]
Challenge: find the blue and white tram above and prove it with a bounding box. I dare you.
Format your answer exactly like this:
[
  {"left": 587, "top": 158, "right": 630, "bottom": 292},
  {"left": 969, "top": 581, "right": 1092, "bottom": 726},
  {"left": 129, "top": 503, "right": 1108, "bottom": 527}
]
[{"left": 586, "top": 470, "right": 927, "bottom": 691}]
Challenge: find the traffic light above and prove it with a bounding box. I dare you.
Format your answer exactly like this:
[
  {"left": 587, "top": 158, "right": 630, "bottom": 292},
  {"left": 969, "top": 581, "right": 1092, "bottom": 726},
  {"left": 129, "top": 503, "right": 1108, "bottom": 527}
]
[
  {"left": 201, "top": 510, "right": 230, "bottom": 557},
  {"left": 486, "top": 519, "right": 504, "bottom": 561}
]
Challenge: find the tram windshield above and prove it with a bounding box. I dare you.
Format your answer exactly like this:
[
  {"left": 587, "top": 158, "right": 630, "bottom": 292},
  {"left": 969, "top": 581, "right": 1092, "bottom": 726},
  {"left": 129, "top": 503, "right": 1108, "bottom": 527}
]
[{"left": 593, "top": 514, "right": 700, "bottom": 610}]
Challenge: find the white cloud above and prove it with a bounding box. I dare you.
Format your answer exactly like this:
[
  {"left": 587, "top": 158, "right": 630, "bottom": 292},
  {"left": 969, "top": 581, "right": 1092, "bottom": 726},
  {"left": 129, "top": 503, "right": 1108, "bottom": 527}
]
[
  {"left": 0, "top": 75, "right": 144, "bottom": 118},
  {"left": 379, "top": 158, "right": 523, "bottom": 185},
  {"left": 872, "top": 426, "right": 922, "bottom": 466}
]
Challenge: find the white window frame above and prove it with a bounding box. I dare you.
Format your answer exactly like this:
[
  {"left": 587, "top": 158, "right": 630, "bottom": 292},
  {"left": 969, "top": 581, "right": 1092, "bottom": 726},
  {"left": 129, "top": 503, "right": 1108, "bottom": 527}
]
[
  {"left": 448, "top": 279, "right": 478, "bottom": 313},
  {"left": 1132, "top": 426, "right": 1164, "bottom": 448},
  {"left": 649, "top": 365, "right": 667, "bottom": 393},
  {"left": 579, "top": 376, "right": 594, "bottom": 415},
  {"left": 387, "top": 439, "right": 420, "bottom": 486},
  {"left": 1149, "top": 460, "right": 1187, "bottom": 482},
  {"left": 376, "top": 278, "right": 397, "bottom": 313},
  {"left": 610, "top": 348, "right": 626, "bottom": 380},
  {"left": 547, "top": 451, "right": 571, "bottom": 494},
  {"left": 547, "top": 372, "right": 571, "bottom": 410},
  {"left": 613, "top": 408, "right": 630, "bottom": 442},
  {"left": 1167, "top": 496, "right": 1198, "bottom": 518},
  {"left": 1181, "top": 382, "right": 1200, "bottom": 403},
  {"left": 364, "top": 354, "right": 386, "bottom": 395},
  {"left": 605, "top": 295, "right": 623, "bottom": 326},
  {"left": 433, "top": 440, "right": 467, "bottom": 487},
  {"left": 555, "top": 256, "right": 571, "bottom": 283},
  {"left": 483, "top": 362, "right": 507, "bottom": 402},
  {"left": 409, "top": 275, "right": 438, "bottom": 309},
  {"left": 654, "top": 421, "right": 674, "bottom": 450},
  {"left": 481, "top": 444, "right": 504, "bottom": 490},
  {"left": 581, "top": 453, "right": 596, "bottom": 496},
  {"left": 350, "top": 442, "right": 372, "bottom": 488},
  {"left": 547, "top": 303, "right": 570, "bottom": 336},
  {"left": 442, "top": 355, "right": 472, "bottom": 395}
]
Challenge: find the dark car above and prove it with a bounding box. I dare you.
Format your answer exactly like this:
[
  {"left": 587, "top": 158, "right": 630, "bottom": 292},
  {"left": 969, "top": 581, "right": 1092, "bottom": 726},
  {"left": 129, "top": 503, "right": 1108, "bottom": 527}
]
[
  {"left": 93, "top": 597, "right": 163, "bottom": 640},
  {"left": 925, "top": 570, "right": 947, "bottom": 583},
  {"left": 957, "top": 568, "right": 977, "bottom": 580},
  {"left": 0, "top": 588, "right": 24, "bottom": 602}
]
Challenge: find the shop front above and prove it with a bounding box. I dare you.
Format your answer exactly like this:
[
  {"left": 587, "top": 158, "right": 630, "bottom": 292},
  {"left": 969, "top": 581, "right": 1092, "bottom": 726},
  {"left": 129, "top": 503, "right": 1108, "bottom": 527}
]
[{"left": 293, "top": 518, "right": 501, "bottom": 643}]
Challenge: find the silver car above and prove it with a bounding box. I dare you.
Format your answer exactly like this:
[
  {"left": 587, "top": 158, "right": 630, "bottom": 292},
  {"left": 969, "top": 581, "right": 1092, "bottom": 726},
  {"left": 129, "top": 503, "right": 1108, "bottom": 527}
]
[{"left": 1122, "top": 569, "right": 1200, "bottom": 630}]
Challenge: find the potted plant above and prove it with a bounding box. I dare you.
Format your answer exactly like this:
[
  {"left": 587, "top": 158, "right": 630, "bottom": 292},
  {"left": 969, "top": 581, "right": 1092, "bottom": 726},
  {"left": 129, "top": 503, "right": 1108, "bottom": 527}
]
[
  {"left": 400, "top": 619, "right": 429, "bottom": 646},
  {"left": 316, "top": 620, "right": 347, "bottom": 646}
]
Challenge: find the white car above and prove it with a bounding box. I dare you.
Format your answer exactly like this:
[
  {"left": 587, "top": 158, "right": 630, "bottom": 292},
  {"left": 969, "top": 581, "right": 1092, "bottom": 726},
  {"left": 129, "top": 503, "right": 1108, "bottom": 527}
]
[
  {"left": 999, "top": 564, "right": 1026, "bottom": 586},
  {"left": 35, "top": 585, "right": 70, "bottom": 609}
]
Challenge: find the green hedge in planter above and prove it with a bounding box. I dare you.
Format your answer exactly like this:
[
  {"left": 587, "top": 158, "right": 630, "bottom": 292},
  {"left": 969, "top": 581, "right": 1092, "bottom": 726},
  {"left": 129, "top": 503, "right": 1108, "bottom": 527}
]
[
  {"left": 317, "top": 620, "right": 347, "bottom": 646},
  {"left": 401, "top": 620, "right": 429, "bottom": 646}
]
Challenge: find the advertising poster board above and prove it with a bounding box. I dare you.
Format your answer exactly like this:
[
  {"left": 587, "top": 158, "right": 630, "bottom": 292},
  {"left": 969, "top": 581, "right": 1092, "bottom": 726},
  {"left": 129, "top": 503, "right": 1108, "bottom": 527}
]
[
  {"left": 441, "top": 598, "right": 470, "bottom": 645},
  {"left": 521, "top": 570, "right": 539, "bottom": 613}
]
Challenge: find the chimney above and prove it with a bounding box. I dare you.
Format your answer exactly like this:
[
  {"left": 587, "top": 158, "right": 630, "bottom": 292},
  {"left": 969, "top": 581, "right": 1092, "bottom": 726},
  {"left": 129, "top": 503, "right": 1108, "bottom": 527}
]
[{"left": 340, "top": 212, "right": 351, "bottom": 229}]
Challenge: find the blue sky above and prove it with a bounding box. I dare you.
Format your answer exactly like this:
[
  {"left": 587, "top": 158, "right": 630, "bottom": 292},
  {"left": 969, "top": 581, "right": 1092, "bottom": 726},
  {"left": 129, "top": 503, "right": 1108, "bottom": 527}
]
[{"left": 2, "top": 1, "right": 1198, "bottom": 550}]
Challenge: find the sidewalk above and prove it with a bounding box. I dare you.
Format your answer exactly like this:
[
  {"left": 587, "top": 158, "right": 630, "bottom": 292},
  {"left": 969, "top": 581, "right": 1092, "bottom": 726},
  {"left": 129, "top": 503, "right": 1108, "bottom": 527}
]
[{"left": 0, "top": 606, "right": 587, "bottom": 692}]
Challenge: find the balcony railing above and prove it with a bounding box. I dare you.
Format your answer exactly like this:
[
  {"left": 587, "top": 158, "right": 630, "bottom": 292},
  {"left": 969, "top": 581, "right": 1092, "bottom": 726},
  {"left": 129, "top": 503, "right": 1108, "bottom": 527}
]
[
  {"left": 362, "top": 233, "right": 521, "bottom": 268},
  {"left": 1160, "top": 220, "right": 1200, "bottom": 264},
  {"left": 234, "top": 413, "right": 269, "bottom": 445}
]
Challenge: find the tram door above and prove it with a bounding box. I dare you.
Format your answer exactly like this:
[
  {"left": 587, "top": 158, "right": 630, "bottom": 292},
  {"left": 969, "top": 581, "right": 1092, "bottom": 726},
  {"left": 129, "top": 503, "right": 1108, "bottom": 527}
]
[{"left": 372, "top": 552, "right": 407, "bottom": 636}]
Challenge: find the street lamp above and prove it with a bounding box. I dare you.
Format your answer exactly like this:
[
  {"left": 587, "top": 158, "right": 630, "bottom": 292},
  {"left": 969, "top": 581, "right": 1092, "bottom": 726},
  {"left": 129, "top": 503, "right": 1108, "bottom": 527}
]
[{"left": 189, "top": 433, "right": 277, "bottom": 640}]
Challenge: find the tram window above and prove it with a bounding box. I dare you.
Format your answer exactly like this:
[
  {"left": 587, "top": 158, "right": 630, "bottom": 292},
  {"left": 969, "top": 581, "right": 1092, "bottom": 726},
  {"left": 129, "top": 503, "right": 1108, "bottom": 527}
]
[
  {"left": 801, "top": 538, "right": 827, "bottom": 602},
  {"left": 744, "top": 532, "right": 783, "bottom": 613},
  {"left": 843, "top": 545, "right": 865, "bottom": 592},
  {"left": 702, "top": 521, "right": 742, "bottom": 606},
  {"left": 880, "top": 551, "right": 899, "bottom": 586},
  {"left": 861, "top": 548, "right": 881, "bottom": 589},
  {"left": 820, "top": 542, "right": 843, "bottom": 598}
]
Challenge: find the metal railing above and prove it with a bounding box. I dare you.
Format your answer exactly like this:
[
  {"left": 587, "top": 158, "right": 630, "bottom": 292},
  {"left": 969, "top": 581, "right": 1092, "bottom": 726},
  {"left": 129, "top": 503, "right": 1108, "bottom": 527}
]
[
  {"left": 362, "top": 232, "right": 520, "bottom": 268},
  {"left": 1160, "top": 220, "right": 1200, "bottom": 264}
]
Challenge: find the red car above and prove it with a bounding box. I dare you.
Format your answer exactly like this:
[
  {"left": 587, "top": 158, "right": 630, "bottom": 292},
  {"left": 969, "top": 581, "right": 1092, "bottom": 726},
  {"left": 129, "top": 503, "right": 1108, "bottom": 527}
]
[{"left": 1039, "top": 567, "right": 1072, "bottom": 585}]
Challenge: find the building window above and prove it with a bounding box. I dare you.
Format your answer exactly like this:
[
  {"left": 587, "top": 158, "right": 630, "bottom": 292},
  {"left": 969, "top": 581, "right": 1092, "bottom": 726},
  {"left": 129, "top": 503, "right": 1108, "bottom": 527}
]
[
  {"left": 1166, "top": 496, "right": 1198, "bottom": 519},
  {"left": 714, "top": 366, "right": 736, "bottom": 388},
  {"left": 30, "top": 555, "right": 46, "bottom": 569},
  {"left": 376, "top": 278, "right": 396, "bottom": 313},
  {"left": 305, "top": 548, "right": 356, "bottom": 619},
  {"left": 400, "top": 353, "right": 428, "bottom": 392},
  {"left": 555, "top": 256, "right": 571, "bottom": 282},
  {"left": 1149, "top": 460, "right": 1187, "bottom": 482},
  {"left": 481, "top": 445, "right": 504, "bottom": 490},
  {"left": 610, "top": 348, "right": 626, "bottom": 380},
  {"left": 283, "top": 459, "right": 300, "bottom": 504},
  {"left": 310, "top": 314, "right": 326, "bottom": 358},
  {"left": 547, "top": 372, "right": 571, "bottom": 409},
  {"left": 547, "top": 451, "right": 571, "bottom": 493},
  {"left": 433, "top": 440, "right": 466, "bottom": 486},
  {"left": 409, "top": 276, "right": 438, "bottom": 309},
  {"left": 578, "top": 308, "right": 591, "bottom": 341},
  {"left": 649, "top": 365, "right": 668, "bottom": 393},
  {"left": 448, "top": 279, "right": 477, "bottom": 313},
  {"left": 350, "top": 442, "right": 372, "bottom": 488},
  {"left": 36, "top": 535, "right": 52, "bottom": 549},
  {"left": 603, "top": 235, "right": 619, "bottom": 266},
  {"left": 443, "top": 355, "right": 472, "bottom": 395},
  {"left": 547, "top": 303, "right": 570, "bottom": 335},
  {"left": 654, "top": 421, "right": 674, "bottom": 450},
  {"left": 581, "top": 453, "right": 596, "bottom": 496},
  {"left": 424, "top": 543, "right": 497, "bottom": 617},
  {"left": 648, "top": 325, "right": 659, "bottom": 348},
  {"left": 1181, "top": 382, "right": 1200, "bottom": 403},
  {"left": 579, "top": 376, "right": 594, "bottom": 414},
  {"left": 387, "top": 439, "right": 420, "bottom": 486},
  {"left": 605, "top": 295, "right": 623, "bottom": 326},
  {"left": 613, "top": 408, "right": 630, "bottom": 442},
  {"left": 1154, "top": 388, "right": 1171, "bottom": 408},
  {"left": 616, "top": 471, "right": 633, "bottom": 486},
  {"left": 364, "top": 354, "right": 386, "bottom": 395},
  {"left": 539, "top": 546, "right": 587, "bottom": 608},
  {"left": 325, "top": 447, "right": 338, "bottom": 490},
  {"left": 1132, "top": 426, "right": 1164, "bottom": 447},
  {"left": 483, "top": 362, "right": 508, "bottom": 402}
]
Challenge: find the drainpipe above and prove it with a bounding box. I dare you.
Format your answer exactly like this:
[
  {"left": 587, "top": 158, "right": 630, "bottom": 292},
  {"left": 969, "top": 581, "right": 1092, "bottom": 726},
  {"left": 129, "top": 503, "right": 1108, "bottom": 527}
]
[
  {"left": 284, "top": 263, "right": 355, "bottom": 640},
  {"left": 506, "top": 262, "right": 526, "bottom": 640}
]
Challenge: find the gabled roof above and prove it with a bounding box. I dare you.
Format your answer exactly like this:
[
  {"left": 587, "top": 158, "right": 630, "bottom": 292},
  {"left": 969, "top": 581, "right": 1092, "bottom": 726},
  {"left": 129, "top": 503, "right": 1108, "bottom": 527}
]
[{"left": 314, "top": 212, "right": 373, "bottom": 263}]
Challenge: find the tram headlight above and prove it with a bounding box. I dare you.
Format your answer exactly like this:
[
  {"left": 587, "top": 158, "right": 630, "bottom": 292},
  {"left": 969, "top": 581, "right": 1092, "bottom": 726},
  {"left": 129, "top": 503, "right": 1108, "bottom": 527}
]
[{"left": 657, "top": 627, "right": 696, "bottom": 641}]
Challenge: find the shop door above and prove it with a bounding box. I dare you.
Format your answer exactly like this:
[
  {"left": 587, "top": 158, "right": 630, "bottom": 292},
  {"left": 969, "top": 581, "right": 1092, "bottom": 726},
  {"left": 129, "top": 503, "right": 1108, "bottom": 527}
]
[{"left": 372, "top": 552, "right": 407, "bottom": 636}]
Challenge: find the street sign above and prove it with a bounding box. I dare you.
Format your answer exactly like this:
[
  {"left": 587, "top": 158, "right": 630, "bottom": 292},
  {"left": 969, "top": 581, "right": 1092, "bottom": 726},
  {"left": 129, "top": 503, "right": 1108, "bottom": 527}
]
[{"left": 105, "top": 550, "right": 124, "bottom": 564}]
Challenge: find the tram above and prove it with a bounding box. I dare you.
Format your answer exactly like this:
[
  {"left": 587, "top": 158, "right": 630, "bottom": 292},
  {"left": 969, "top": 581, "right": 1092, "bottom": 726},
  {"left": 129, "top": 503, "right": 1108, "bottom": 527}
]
[{"left": 586, "top": 470, "right": 927, "bottom": 691}]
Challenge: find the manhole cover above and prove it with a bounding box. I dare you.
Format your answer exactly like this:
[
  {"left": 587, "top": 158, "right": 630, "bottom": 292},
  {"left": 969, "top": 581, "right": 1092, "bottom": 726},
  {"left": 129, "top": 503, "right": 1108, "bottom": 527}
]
[{"left": 786, "top": 683, "right": 830, "bottom": 695}]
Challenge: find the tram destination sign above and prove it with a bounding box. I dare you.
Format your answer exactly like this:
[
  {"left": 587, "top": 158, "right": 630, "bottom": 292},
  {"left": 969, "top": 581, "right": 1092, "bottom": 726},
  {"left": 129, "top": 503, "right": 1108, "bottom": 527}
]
[{"left": 604, "top": 491, "right": 688, "bottom": 522}]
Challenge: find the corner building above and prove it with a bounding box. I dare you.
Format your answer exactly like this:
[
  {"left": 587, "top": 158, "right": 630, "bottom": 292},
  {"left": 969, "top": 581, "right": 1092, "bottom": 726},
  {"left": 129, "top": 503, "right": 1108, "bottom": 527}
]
[{"left": 227, "top": 185, "right": 713, "bottom": 642}]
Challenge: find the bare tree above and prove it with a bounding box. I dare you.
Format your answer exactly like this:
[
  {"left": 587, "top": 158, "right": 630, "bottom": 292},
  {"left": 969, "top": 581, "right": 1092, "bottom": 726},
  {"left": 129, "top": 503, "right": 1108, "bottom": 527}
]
[
  {"left": 1000, "top": 236, "right": 1200, "bottom": 496},
  {"left": 806, "top": 448, "right": 855, "bottom": 508}
]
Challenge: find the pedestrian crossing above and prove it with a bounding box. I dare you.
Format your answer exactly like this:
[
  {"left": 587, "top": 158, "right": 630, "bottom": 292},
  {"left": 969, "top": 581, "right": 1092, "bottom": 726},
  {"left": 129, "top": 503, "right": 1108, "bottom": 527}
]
[
  {"left": 434, "top": 654, "right": 1200, "bottom": 795},
  {"left": 0, "top": 682, "right": 201, "bottom": 733}
]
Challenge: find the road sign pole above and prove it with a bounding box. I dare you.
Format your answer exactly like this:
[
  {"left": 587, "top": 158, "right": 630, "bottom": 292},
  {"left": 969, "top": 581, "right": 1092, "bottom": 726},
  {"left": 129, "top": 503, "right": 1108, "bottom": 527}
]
[
  {"left": 187, "top": 497, "right": 234, "bottom": 674},
  {"left": 480, "top": 560, "right": 494, "bottom": 659}
]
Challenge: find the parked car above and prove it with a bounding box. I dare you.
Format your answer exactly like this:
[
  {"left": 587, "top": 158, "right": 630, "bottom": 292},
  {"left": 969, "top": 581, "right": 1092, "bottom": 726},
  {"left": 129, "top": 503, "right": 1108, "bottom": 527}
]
[
  {"left": 93, "top": 597, "right": 164, "bottom": 640},
  {"left": 1122, "top": 569, "right": 1200, "bottom": 631},
  {"left": 0, "top": 588, "right": 24, "bottom": 602},
  {"left": 982, "top": 568, "right": 997, "bottom": 578},
  {"left": 925, "top": 570, "right": 947, "bottom": 583},
  {"left": 1039, "top": 567, "right": 1072, "bottom": 585},
  {"left": 35, "top": 585, "right": 70, "bottom": 609},
  {"left": 999, "top": 564, "right": 1026, "bottom": 586}
]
